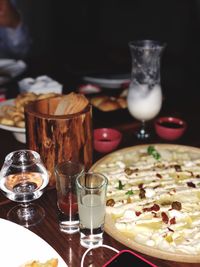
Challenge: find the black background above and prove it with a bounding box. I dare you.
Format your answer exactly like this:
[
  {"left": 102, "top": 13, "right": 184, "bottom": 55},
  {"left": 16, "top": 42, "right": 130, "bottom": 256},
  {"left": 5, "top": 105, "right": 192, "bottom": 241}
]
[{"left": 16, "top": 0, "right": 200, "bottom": 105}]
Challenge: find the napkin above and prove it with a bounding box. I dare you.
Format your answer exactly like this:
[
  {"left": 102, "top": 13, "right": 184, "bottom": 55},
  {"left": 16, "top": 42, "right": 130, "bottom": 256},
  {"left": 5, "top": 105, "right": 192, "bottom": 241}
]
[
  {"left": 0, "top": 59, "right": 27, "bottom": 85},
  {"left": 18, "top": 75, "right": 63, "bottom": 95}
]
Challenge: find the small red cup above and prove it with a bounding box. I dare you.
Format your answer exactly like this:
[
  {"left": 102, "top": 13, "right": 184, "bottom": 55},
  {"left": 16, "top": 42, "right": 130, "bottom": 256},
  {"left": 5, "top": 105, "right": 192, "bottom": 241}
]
[
  {"left": 155, "top": 116, "right": 187, "bottom": 141},
  {"left": 94, "top": 128, "right": 122, "bottom": 153}
]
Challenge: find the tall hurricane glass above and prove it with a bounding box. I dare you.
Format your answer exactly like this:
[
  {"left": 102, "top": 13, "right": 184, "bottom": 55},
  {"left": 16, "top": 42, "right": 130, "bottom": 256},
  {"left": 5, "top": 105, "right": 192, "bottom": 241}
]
[
  {"left": 127, "top": 40, "right": 166, "bottom": 139},
  {"left": 0, "top": 149, "right": 49, "bottom": 227}
]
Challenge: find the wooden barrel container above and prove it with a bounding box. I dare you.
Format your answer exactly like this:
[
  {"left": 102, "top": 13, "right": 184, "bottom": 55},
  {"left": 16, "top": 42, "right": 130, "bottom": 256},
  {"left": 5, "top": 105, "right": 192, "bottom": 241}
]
[{"left": 24, "top": 96, "right": 93, "bottom": 186}]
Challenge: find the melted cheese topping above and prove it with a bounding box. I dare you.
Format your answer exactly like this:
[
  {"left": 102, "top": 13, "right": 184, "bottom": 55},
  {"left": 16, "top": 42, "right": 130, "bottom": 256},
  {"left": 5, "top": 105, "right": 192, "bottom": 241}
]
[{"left": 95, "top": 146, "right": 200, "bottom": 255}]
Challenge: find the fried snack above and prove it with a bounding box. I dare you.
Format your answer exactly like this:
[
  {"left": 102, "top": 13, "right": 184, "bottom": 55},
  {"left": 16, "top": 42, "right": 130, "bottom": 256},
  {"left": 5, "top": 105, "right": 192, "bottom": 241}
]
[
  {"left": 116, "top": 97, "right": 127, "bottom": 108},
  {"left": 21, "top": 258, "right": 58, "bottom": 267},
  {"left": 98, "top": 99, "right": 120, "bottom": 111},
  {"left": 15, "top": 93, "right": 38, "bottom": 113},
  {"left": 90, "top": 95, "right": 109, "bottom": 107},
  {"left": 0, "top": 92, "right": 59, "bottom": 128},
  {"left": 37, "top": 92, "right": 59, "bottom": 100},
  {"left": 90, "top": 95, "right": 127, "bottom": 111},
  {"left": 15, "top": 120, "right": 26, "bottom": 128},
  {"left": 54, "top": 92, "right": 89, "bottom": 115},
  {"left": 0, "top": 116, "right": 15, "bottom": 126}
]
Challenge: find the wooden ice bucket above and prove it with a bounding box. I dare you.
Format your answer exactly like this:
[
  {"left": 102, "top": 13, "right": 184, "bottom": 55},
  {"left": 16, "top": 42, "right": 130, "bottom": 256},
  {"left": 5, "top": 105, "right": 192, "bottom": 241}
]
[{"left": 24, "top": 96, "right": 93, "bottom": 186}]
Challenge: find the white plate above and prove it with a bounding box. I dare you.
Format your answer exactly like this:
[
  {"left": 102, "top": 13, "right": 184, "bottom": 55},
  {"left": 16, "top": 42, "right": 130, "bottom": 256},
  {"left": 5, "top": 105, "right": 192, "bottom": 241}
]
[
  {"left": 0, "top": 99, "right": 26, "bottom": 143},
  {"left": 0, "top": 218, "right": 68, "bottom": 267},
  {"left": 83, "top": 73, "right": 130, "bottom": 89},
  {"left": 0, "top": 59, "right": 27, "bottom": 85}
]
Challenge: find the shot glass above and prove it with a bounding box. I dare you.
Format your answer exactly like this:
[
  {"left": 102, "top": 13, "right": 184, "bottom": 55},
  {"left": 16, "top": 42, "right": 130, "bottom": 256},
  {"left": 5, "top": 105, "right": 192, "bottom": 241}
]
[
  {"left": 76, "top": 172, "right": 108, "bottom": 248},
  {"left": 55, "top": 161, "right": 84, "bottom": 234}
]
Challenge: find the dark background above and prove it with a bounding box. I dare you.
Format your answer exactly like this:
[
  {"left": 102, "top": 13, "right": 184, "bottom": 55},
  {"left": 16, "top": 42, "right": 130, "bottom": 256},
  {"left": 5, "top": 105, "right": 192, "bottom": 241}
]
[{"left": 16, "top": 0, "right": 200, "bottom": 105}]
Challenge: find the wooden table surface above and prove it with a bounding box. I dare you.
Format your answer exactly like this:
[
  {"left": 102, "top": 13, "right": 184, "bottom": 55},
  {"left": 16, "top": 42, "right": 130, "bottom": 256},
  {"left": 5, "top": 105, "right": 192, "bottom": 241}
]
[{"left": 1, "top": 95, "right": 200, "bottom": 267}]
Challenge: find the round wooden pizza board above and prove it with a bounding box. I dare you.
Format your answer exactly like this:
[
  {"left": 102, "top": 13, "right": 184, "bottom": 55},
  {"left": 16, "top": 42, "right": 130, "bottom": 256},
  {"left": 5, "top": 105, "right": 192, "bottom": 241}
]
[{"left": 91, "top": 144, "right": 200, "bottom": 263}]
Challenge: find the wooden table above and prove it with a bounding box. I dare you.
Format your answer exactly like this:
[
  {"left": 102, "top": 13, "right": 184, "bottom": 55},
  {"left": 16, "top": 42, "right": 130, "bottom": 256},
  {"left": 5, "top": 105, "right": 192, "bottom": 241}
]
[{"left": 1, "top": 96, "right": 200, "bottom": 267}]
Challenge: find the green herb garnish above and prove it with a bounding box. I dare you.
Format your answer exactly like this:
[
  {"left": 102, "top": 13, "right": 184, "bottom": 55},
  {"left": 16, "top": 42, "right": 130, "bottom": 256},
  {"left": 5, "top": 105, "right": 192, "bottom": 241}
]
[
  {"left": 117, "top": 180, "right": 125, "bottom": 190},
  {"left": 147, "top": 145, "right": 161, "bottom": 160},
  {"left": 125, "top": 190, "right": 134, "bottom": 196}
]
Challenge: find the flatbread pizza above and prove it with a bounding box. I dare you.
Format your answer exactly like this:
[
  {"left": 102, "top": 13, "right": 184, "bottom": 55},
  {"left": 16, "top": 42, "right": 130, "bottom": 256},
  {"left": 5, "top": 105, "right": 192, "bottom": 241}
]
[{"left": 91, "top": 144, "right": 200, "bottom": 262}]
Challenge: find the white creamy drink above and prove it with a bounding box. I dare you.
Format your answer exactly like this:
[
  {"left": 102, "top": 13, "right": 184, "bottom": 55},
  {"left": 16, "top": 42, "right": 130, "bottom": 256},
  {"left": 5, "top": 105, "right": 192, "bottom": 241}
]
[
  {"left": 127, "top": 84, "right": 162, "bottom": 121},
  {"left": 78, "top": 194, "right": 105, "bottom": 229}
]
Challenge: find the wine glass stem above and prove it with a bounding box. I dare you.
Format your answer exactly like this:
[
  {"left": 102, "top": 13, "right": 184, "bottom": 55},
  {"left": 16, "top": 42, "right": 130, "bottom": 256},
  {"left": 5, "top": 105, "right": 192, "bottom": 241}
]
[
  {"left": 17, "top": 203, "right": 35, "bottom": 220},
  {"left": 137, "top": 120, "right": 150, "bottom": 139},
  {"left": 141, "top": 120, "right": 145, "bottom": 131}
]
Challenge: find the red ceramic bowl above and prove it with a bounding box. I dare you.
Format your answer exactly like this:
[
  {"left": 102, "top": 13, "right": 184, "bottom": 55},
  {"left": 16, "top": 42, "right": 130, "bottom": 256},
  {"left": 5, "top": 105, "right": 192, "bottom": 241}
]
[
  {"left": 94, "top": 128, "right": 122, "bottom": 153},
  {"left": 155, "top": 116, "right": 187, "bottom": 141}
]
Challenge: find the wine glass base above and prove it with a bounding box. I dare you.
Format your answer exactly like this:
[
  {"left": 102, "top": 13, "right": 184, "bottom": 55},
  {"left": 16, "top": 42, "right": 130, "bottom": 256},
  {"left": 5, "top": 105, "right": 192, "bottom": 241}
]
[
  {"left": 7, "top": 203, "right": 45, "bottom": 227},
  {"left": 136, "top": 128, "right": 150, "bottom": 139}
]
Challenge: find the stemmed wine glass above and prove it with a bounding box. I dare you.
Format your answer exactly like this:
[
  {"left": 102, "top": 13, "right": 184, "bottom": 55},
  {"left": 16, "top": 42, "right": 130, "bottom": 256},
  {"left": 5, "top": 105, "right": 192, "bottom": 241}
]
[
  {"left": 0, "top": 149, "right": 49, "bottom": 227},
  {"left": 127, "top": 40, "right": 166, "bottom": 139}
]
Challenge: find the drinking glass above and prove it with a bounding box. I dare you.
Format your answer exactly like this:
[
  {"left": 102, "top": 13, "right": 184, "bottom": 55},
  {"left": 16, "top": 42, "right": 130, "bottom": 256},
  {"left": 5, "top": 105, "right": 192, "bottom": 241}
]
[
  {"left": 55, "top": 161, "right": 84, "bottom": 234},
  {"left": 127, "top": 40, "right": 166, "bottom": 139},
  {"left": 0, "top": 149, "right": 49, "bottom": 227},
  {"left": 76, "top": 172, "right": 108, "bottom": 248}
]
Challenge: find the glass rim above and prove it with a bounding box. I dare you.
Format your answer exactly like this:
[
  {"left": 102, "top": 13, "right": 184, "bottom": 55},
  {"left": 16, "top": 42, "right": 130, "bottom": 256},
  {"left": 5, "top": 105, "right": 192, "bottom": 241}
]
[
  {"left": 128, "top": 39, "right": 166, "bottom": 49},
  {"left": 55, "top": 161, "right": 84, "bottom": 177},
  {"left": 76, "top": 171, "right": 108, "bottom": 190},
  {"left": 4, "top": 149, "right": 41, "bottom": 166}
]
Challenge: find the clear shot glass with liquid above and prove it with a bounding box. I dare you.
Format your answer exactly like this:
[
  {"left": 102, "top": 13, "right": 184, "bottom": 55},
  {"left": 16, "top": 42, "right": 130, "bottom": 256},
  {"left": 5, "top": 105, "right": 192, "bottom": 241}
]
[
  {"left": 76, "top": 172, "right": 108, "bottom": 248},
  {"left": 55, "top": 161, "right": 84, "bottom": 234}
]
